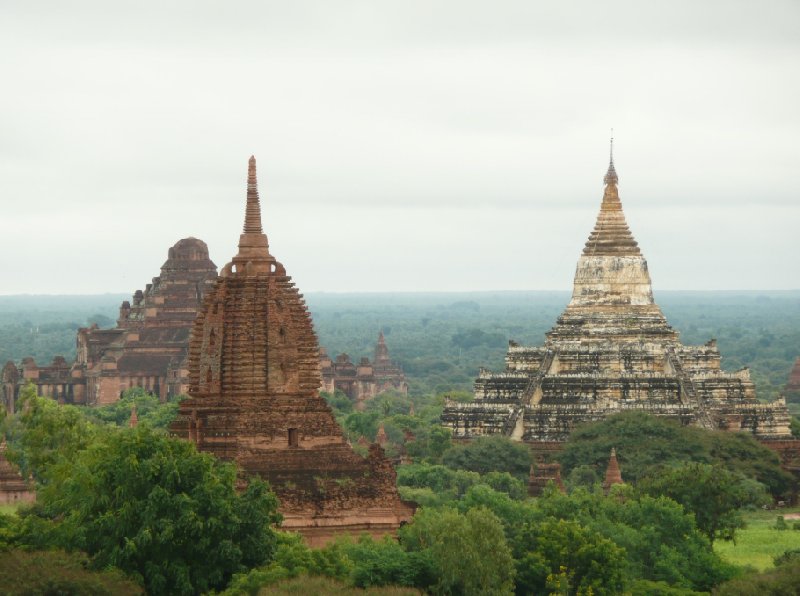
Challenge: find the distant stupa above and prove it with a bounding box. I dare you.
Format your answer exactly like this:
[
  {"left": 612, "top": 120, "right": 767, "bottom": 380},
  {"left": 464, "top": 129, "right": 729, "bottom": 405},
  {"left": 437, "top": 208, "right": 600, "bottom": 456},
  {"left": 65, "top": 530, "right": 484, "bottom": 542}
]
[
  {"left": 602, "top": 448, "right": 624, "bottom": 494},
  {"left": 442, "top": 142, "right": 791, "bottom": 441}
]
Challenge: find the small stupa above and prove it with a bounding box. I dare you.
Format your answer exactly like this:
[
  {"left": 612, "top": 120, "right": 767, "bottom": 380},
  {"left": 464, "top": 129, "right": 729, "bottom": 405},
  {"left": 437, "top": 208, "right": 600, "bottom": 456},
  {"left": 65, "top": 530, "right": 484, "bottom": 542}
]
[{"left": 602, "top": 448, "right": 624, "bottom": 494}]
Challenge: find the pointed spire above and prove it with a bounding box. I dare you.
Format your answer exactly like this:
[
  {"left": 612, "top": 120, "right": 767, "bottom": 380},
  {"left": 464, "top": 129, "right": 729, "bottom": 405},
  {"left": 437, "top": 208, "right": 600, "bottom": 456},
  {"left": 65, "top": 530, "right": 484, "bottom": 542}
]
[
  {"left": 582, "top": 139, "right": 640, "bottom": 256},
  {"left": 375, "top": 423, "right": 388, "bottom": 446},
  {"left": 244, "top": 156, "right": 264, "bottom": 234},
  {"left": 232, "top": 156, "right": 274, "bottom": 273},
  {"left": 129, "top": 404, "right": 138, "bottom": 428},
  {"left": 604, "top": 132, "right": 618, "bottom": 186},
  {"left": 375, "top": 330, "right": 390, "bottom": 364},
  {"left": 602, "top": 447, "right": 624, "bottom": 494}
]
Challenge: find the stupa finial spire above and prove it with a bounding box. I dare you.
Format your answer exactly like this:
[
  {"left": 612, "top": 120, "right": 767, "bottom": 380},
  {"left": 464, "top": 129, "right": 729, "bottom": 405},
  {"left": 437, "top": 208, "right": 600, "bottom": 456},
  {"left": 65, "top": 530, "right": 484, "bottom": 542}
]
[
  {"left": 233, "top": 155, "right": 273, "bottom": 271},
  {"left": 244, "top": 155, "right": 264, "bottom": 234},
  {"left": 604, "top": 131, "right": 618, "bottom": 186}
]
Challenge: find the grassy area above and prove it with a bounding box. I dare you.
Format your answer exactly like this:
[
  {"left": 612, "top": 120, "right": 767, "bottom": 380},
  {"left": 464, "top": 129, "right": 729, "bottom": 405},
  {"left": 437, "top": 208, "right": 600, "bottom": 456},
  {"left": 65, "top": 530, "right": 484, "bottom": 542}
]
[
  {"left": 715, "top": 507, "right": 800, "bottom": 571},
  {"left": 259, "top": 575, "right": 421, "bottom": 595}
]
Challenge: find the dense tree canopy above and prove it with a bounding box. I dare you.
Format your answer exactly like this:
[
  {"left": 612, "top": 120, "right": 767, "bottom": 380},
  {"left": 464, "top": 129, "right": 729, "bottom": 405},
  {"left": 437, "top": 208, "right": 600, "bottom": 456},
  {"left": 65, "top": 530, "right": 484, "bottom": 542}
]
[
  {"left": 638, "top": 462, "right": 769, "bottom": 543},
  {"left": 557, "top": 412, "right": 793, "bottom": 497},
  {"left": 3, "top": 389, "right": 282, "bottom": 596},
  {"left": 442, "top": 435, "right": 532, "bottom": 479}
]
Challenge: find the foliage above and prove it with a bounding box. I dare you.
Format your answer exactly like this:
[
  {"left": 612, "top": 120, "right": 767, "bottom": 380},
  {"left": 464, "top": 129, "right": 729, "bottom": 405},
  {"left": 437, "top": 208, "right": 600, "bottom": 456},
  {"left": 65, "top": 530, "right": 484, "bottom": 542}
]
[
  {"left": 2, "top": 291, "right": 799, "bottom": 400},
  {"left": 627, "top": 580, "right": 707, "bottom": 595},
  {"left": 223, "top": 532, "right": 352, "bottom": 594},
  {"left": 338, "top": 535, "right": 436, "bottom": 590},
  {"left": 79, "top": 386, "right": 184, "bottom": 430},
  {"left": 534, "top": 488, "right": 736, "bottom": 592},
  {"left": 714, "top": 507, "right": 800, "bottom": 571},
  {"left": 441, "top": 435, "right": 531, "bottom": 480},
  {"left": 400, "top": 506, "right": 516, "bottom": 595},
  {"left": 791, "top": 416, "right": 800, "bottom": 438},
  {"left": 639, "top": 462, "right": 770, "bottom": 543},
  {"left": 255, "top": 575, "right": 421, "bottom": 595},
  {"left": 0, "top": 549, "right": 143, "bottom": 595},
  {"left": 557, "top": 411, "right": 793, "bottom": 497},
  {"left": 3, "top": 383, "right": 98, "bottom": 482},
  {"left": 321, "top": 390, "right": 355, "bottom": 418},
  {"left": 513, "top": 517, "right": 626, "bottom": 596},
  {"left": 712, "top": 558, "right": 800, "bottom": 595},
  {"left": 11, "top": 420, "right": 281, "bottom": 595}
]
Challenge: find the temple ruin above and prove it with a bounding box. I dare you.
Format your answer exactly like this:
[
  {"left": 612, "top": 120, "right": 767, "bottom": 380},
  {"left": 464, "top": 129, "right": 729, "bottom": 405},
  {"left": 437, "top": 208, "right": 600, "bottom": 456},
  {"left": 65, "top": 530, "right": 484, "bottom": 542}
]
[
  {"left": 0, "top": 440, "right": 34, "bottom": 506},
  {"left": 170, "top": 157, "right": 414, "bottom": 545},
  {"left": 320, "top": 331, "right": 408, "bottom": 409},
  {"left": 1, "top": 238, "right": 218, "bottom": 409},
  {"left": 442, "top": 147, "right": 792, "bottom": 443},
  {"left": 785, "top": 357, "right": 800, "bottom": 397}
]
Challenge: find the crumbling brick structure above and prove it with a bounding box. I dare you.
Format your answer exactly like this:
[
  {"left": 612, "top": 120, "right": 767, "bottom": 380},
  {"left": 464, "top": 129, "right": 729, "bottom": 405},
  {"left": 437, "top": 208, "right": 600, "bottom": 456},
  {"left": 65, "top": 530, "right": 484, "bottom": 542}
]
[{"left": 171, "top": 157, "right": 414, "bottom": 545}]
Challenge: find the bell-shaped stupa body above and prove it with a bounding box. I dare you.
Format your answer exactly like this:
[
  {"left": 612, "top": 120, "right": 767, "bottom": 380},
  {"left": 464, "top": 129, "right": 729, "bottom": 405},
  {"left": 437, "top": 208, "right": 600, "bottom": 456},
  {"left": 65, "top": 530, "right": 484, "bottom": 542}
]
[
  {"left": 442, "top": 148, "right": 791, "bottom": 443},
  {"left": 171, "top": 157, "right": 414, "bottom": 545}
]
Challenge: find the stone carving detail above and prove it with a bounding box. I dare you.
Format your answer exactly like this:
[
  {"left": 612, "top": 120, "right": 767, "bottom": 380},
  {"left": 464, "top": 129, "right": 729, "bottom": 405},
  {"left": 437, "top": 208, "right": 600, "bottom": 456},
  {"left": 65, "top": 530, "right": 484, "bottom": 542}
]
[
  {"left": 170, "top": 157, "right": 414, "bottom": 545},
  {"left": 442, "top": 154, "right": 792, "bottom": 443}
]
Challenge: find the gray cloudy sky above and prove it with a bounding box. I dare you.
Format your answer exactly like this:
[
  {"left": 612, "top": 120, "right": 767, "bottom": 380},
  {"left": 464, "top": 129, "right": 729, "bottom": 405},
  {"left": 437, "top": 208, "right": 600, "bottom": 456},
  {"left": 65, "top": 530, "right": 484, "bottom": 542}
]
[{"left": 1, "top": 0, "right": 798, "bottom": 294}]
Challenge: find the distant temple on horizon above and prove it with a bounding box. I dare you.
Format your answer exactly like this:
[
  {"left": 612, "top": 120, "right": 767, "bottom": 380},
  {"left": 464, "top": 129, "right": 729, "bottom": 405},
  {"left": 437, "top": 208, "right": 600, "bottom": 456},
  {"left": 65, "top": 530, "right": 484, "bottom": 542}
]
[
  {"left": 785, "top": 357, "right": 800, "bottom": 397},
  {"left": 442, "top": 145, "right": 792, "bottom": 442},
  {"left": 170, "top": 157, "right": 414, "bottom": 545},
  {"left": 320, "top": 331, "right": 408, "bottom": 409},
  {"left": 1, "top": 239, "right": 218, "bottom": 410}
]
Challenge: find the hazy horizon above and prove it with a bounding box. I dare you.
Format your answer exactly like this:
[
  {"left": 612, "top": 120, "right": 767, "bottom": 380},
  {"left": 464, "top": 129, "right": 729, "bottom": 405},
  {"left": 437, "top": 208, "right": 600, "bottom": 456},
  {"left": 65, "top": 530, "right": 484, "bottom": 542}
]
[{"left": 2, "top": 1, "right": 798, "bottom": 294}]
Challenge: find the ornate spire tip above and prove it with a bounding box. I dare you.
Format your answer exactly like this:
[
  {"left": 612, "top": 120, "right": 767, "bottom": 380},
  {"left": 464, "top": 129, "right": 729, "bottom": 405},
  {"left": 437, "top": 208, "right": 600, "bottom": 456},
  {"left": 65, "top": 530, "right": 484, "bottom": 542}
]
[{"left": 604, "top": 134, "right": 618, "bottom": 186}]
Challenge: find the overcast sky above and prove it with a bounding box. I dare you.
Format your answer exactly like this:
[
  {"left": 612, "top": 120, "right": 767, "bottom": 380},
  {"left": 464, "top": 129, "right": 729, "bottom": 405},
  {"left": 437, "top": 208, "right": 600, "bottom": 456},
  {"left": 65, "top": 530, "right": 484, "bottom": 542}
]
[{"left": 1, "top": 0, "right": 798, "bottom": 295}]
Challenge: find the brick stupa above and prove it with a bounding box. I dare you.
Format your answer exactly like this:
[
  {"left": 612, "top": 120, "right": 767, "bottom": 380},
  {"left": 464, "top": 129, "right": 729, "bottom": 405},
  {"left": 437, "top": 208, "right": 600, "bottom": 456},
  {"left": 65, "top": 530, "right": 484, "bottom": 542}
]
[
  {"left": 602, "top": 448, "right": 624, "bottom": 494},
  {"left": 442, "top": 144, "right": 791, "bottom": 442},
  {"left": 785, "top": 357, "right": 800, "bottom": 396},
  {"left": 171, "top": 157, "right": 414, "bottom": 545}
]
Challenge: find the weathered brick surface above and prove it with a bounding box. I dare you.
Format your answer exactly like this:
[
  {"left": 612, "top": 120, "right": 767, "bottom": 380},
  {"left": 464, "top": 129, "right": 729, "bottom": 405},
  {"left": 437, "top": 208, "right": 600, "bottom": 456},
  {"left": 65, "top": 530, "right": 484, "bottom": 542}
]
[{"left": 171, "top": 157, "right": 414, "bottom": 545}]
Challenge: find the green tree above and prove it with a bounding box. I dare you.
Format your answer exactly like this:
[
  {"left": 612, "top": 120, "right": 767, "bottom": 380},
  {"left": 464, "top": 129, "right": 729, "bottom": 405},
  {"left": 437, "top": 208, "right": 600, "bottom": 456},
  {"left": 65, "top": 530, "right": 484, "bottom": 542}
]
[
  {"left": 80, "top": 386, "right": 183, "bottom": 430},
  {"left": 0, "top": 549, "right": 143, "bottom": 595},
  {"left": 712, "top": 558, "right": 800, "bottom": 595},
  {"left": 3, "top": 383, "right": 97, "bottom": 482},
  {"left": 557, "top": 412, "right": 792, "bottom": 497},
  {"left": 442, "top": 435, "right": 531, "bottom": 479},
  {"left": 400, "top": 506, "right": 515, "bottom": 596},
  {"left": 17, "top": 426, "right": 281, "bottom": 595},
  {"left": 512, "top": 517, "right": 626, "bottom": 596},
  {"left": 530, "top": 488, "right": 736, "bottom": 592},
  {"left": 638, "top": 462, "right": 768, "bottom": 543}
]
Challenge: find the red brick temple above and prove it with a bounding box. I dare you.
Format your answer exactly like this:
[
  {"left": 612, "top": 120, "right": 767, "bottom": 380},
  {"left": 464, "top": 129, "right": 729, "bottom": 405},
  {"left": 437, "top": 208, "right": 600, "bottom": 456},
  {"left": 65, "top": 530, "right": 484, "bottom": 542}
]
[
  {"left": 170, "top": 157, "right": 414, "bottom": 545},
  {"left": 320, "top": 331, "right": 408, "bottom": 410},
  {"left": 1, "top": 238, "right": 218, "bottom": 408},
  {"left": 786, "top": 357, "right": 800, "bottom": 396}
]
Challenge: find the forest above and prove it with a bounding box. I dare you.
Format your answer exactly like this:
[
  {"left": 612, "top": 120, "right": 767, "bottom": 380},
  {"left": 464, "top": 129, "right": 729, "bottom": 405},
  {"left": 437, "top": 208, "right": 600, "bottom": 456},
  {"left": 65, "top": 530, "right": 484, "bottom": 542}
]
[
  {"left": 1, "top": 386, "right": 799, "bottom": 594},
  {"left": 2, "top": 290, "right": 798, "bottom": 407},
  {"left": 1, "top": 291, "right": 799, "bottom": 593}
]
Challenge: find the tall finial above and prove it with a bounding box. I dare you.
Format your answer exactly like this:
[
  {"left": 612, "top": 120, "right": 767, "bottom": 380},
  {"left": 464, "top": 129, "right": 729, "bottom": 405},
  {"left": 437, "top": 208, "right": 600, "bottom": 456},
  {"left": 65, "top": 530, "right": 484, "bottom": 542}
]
[
  {"left": 244, "top": 155, "right": 264, "bottom": 234},
  {"left": 610, "top": 129, "right": 614, "bottom": 162},
  {"left": 233, "top": 155, "right": 273, "bottom": 271},
  {"left": 604, "top": 132, "right": 618, "bottom": 186}
]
